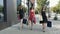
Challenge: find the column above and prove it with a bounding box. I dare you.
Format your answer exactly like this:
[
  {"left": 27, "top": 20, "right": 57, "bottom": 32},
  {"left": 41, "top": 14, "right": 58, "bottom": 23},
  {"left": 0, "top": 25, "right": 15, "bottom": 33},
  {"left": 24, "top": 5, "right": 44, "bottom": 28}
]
[{"left": 6, "top": 0, "right": 17, "bottom": 26}]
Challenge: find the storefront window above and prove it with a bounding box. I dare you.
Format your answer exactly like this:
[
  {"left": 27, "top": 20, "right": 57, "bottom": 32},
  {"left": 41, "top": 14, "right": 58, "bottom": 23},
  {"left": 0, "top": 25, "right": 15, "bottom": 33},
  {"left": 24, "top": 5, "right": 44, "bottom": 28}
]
[{"left": 0, "top": 0, "right": 4, "bottom": 22}]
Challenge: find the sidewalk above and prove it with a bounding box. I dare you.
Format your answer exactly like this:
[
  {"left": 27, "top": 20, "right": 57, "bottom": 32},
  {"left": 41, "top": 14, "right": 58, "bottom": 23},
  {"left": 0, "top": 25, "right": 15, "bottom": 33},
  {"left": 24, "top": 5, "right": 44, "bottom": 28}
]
[
  {"left": 0, "top": 14, "right": 60, "bottom": 34},
  {"left": 0, "top": 20, "right": 60, "bottom": 34}
]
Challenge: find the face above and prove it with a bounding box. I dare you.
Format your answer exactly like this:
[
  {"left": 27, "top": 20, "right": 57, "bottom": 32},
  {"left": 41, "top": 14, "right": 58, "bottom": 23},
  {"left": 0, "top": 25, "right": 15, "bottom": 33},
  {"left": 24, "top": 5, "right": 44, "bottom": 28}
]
[
  {"left": 32, "top": 7, "right": 34, "bottom": 10},
  {"left": 43, "top": 6, "right": 46, "bottom": 10},
  {"left": 42, "top": 6, "right": 46, "bottom": 12},
  {"left": 19, "top": 6, "right": 22, "bottom": 9}
]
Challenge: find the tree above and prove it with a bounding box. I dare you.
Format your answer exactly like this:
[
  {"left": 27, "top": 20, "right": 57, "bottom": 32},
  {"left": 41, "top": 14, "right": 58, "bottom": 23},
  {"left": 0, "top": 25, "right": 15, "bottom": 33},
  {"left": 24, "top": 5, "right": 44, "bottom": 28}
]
[
  {"left": 22, "top": 5, "right": 27, "bottom": 13},
  {"left": 0, "top": 5, "right": 3, "bottom": 12},
  {"left": 17, "top": 5, "right": 27, "bottom": 14},
  {"left": 37, "top": 0, "right": 47, "bottom": 13},
  {"left": 51, "top": 0, "right": 60, "bottom": 14},
  {"left": 57, "top": 0, "right": 60, "bottom": 13},
  {"left": 51, "top": 1, "right": 60, "bottom": 20}
]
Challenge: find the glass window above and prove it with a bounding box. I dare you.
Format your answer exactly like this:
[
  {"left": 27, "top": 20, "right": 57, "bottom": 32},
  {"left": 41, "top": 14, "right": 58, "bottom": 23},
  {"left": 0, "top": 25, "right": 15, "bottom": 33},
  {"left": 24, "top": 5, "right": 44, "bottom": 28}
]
[{"left": 0, "top": 0, "right": 4, "bottom": 22}]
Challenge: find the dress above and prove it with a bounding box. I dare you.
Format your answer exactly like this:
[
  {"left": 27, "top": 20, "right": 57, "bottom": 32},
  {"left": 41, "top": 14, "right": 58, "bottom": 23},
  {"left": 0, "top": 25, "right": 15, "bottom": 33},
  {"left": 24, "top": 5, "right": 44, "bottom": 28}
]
[
  {"left": 19, "top": 8, "right": 24, "bottom": 19},
  {"left": 41, "top": 11, "right": 47, "bottom": 23},
  {"left": 29, "top": 10, "right": 36, "bottom": 24}
]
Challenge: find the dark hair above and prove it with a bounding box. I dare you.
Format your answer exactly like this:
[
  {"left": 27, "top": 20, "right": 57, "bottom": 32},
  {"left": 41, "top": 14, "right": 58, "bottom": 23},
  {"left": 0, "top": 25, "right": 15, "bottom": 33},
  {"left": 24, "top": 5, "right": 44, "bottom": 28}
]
[
  {"left": 17, "top": 4, "right": 22, "bottom": 11},
  {"left": 18, "top": 4, "right": 21, "bottom": 6},
  {"left": 30, "top": 7, "right": 34, "bottom": 10},
  {"left": 41, "top": 5, "right": 46, "bottom": 14},
  {"left": 41, "top": 6, "right": 46, "bottom": 11}
]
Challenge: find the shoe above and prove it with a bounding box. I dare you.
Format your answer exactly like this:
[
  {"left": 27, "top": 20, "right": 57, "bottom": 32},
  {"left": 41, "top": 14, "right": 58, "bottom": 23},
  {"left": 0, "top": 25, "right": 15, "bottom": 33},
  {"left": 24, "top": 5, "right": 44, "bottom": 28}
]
[
  {"left": 42, "top": 28, "right": 45, "bottom": 32},
  {"left": 30, "top": 28, "right": 32, "bottom": 30},
  {"left": 43, "top": 31, "right": 45, "bottom": 32}
]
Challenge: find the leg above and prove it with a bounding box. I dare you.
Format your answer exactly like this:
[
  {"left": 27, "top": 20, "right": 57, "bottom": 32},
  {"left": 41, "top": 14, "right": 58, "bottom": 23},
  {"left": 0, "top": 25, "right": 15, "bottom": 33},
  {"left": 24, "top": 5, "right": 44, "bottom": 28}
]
[
  {"left": 20, "top": 19, "right": 23, "bottom": 30},
  {"left": 28, "top": 20, "right": 33, "bottom": 30},
  {"left": 30, "top": 21, "right": 33, "bottom": 30},
  {"left": 28, "top": 20, "right": 31, "bottom": 29},
  {"left": 42, "top": 23, "right": 46, "bottom": 32}
]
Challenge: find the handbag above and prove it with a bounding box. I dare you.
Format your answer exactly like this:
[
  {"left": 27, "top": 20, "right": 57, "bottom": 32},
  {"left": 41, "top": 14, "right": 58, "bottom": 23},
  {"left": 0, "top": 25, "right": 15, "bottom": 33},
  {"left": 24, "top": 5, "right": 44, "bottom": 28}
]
[
  {"left": 47, "top": 21, "right": 52, "bottom": 27},
  {"left": 23, "top": 18, "right": 28, "bottom": 25},
  {"left": 23, "top": 18, "right": 27, "bottom": 24},
  {"left": 39, "top": 21, "right": 44, "bottom": 24},
  {"left": 23, "top": 13, "right": 28, "bottom": 25}
]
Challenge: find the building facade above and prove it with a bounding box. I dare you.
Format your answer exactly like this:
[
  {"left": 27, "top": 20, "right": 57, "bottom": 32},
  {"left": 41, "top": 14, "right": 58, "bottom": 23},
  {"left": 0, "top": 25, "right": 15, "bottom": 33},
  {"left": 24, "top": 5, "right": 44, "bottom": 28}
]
[{"left": 0, "top": 0, "right": 22, "bottom": 30}]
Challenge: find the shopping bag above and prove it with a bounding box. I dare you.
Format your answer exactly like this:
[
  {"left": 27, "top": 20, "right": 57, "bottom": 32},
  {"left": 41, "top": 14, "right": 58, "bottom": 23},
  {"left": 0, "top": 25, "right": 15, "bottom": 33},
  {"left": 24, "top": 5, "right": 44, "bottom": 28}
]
[
  {"left": 23, "top": 19, "right": 27, "bottom": 24},
  {"left": 47, "top": 21, "right": 52, "bottom": 27}
]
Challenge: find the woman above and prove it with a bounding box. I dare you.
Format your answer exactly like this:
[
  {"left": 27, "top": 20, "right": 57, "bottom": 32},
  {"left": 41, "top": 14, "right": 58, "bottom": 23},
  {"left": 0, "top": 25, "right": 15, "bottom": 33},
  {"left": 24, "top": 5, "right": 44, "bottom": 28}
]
[
  {"left": 41, "top": 6, "right": 47, "bottom": 32},
  {"left": 17, "top": 4, "right": 24, "bottom": 30},
  {"left": 29, "top": 7, "right": 36, "bottom": 30}
]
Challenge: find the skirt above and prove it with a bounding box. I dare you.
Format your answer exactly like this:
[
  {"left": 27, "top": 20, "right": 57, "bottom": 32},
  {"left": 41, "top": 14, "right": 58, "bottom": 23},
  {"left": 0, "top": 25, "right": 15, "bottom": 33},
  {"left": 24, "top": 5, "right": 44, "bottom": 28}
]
[
  {"left": 42, "top": 17, "right": 47, "bottom": 23},
  {"left": 29, "top": 16, "right": 36, "bottom": 24}
]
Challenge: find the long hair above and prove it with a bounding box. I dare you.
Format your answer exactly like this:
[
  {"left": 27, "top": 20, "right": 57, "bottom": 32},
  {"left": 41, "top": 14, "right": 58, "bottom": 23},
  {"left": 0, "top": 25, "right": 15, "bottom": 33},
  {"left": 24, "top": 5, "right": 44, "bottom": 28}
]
[
  {"left": 41, "top": 5, "right": 46, "bottom": 15},
  {"left": 41, "top": 5, "right": 46, "bottom": 12}
]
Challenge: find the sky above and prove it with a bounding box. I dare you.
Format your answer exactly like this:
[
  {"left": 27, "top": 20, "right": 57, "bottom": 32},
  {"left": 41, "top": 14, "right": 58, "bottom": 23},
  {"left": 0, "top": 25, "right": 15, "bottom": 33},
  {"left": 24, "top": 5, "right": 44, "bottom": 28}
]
[
  {"left": 22, "top": 0, "right": 37, "bottom": 8},
  {"left": 0, "top": 0, "right": 3, "bottom": 6},
  {"left": 49, "top": 0, "right": 59, "bottom": 7},
  {"left": 0, "top": 0, "right": 59, "bottom": 7},
  {"left": 21, "top": 0, "right": 59, "bottom": 7}
]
